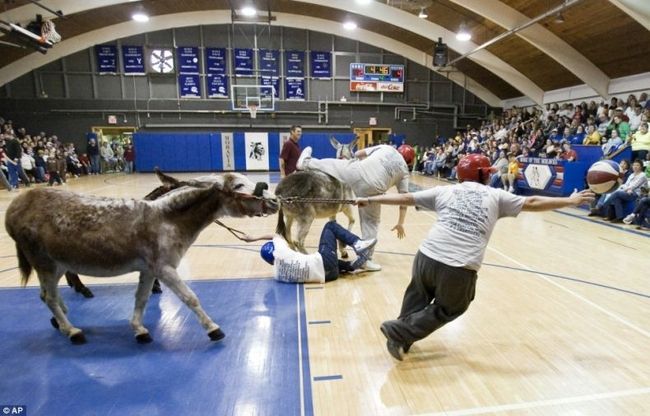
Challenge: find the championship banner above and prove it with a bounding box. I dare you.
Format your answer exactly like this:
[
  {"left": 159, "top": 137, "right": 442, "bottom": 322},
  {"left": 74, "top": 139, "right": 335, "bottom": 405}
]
[
  {"left": 234, "top": 48, "right": 254, "bottom": 77},
  {"left": 285, "top": 50, "right": 305, "bottom": 78},
  {"left": 244, "top": 132, "right": 269, "bottom": 171},
  {"left": 259, "top": 49, "right": 279, "bottom": 77},
  {"left": 95, "top": 45, "right": 117, "bottom": 74},
  {"left": 207, "top": 74, "right": 228, "bottom": 98},
  {"left": 221, "top": 132, "right": 235, "bottom": 171},
  {"left": 179, "top": 74, "right": 201, "bottom": 98},
  {"left": 205, "top": 47, "right": 227, "bottom": 74},
  {"left": 261, "top": 76, "right": 280, "bottom": 98},
  {"left": 286, "top": 79, "right": 305, "bottom": 101},
  {"left": 122, "top": 46, "right": 145, "bottom": 75},
  {"left": 310, "top": 51, "right": 331, "bottom": 78},
  {"left": 177, "top": 46, "right": 199, "bottom": 74}
]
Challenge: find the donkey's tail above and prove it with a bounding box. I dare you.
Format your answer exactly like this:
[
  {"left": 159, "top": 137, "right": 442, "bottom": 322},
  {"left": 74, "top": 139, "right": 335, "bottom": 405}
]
[
  {"left": 16, "top": 244, "right": 33, "bottom": 287},
  {"left": 275, "top": 206, "right": 289, "bottom": 241}
]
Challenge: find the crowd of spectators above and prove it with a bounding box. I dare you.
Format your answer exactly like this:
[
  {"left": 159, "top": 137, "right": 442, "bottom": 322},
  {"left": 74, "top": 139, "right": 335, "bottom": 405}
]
[
  {"left": 411, "top": 93, "right": 650, "bottom": 229},
  {"left": 0, "top": 117, "right": 135, "bottom": 191}
]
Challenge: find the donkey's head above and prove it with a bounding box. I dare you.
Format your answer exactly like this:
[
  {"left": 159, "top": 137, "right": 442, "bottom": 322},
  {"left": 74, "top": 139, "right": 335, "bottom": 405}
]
[
  {"left": 149, "top": 169, "right": 278, "bottom": 217},
  {"left": 330, "top": 136, "right": 359, "bottom": 160}
]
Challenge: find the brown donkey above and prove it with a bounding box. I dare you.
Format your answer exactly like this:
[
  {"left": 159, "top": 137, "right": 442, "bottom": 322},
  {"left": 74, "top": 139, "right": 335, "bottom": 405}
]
[{"left": 5, "top": 172, "right": 278, "bottom": 344}]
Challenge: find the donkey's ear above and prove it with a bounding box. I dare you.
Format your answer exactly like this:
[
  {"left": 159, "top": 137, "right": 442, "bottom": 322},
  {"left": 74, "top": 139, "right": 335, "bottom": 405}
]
[
  {"left": 349, "top": 136, "right": 360, "bottom": 150},
  {"left": 329, "top": 136, "right": 341, "bottom": 148},
  {"left": 155, "top": 168, "right": 180, "bottom": 186}
]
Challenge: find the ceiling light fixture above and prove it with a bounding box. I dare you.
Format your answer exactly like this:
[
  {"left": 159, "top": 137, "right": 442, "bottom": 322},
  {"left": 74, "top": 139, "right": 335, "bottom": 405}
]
[
  {"left": 131, "top": 12, "right": 149, "bottom": 23},
  {"left": 455, "top": 23, "right": 471, "bottom": 41},
  {"left": 343, "top": 21, "right": 358, "bottom": 30},
  {"left": 418, "top": 8, "right": 428, "bottom": 18},
  {"left": 240, "top": 6, "right": 257, "bottom": 17}
]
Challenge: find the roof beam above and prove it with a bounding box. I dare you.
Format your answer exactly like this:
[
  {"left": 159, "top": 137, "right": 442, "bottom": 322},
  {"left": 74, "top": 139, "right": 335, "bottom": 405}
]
[
  {"left": 447, "top": 0, "right": 610, "bottom": 98},
  {"left": 608, "top": 0, "right": 650, "bottom": 30},
  {"left": 0, "top": 10, "right": 502, "bottom": 106},
  {"left": 294, "top": 0, "right": 544, "bottom": 104}
]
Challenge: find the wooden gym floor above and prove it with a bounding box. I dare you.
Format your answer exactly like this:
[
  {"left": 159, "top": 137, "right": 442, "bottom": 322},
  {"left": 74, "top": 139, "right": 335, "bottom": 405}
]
[{"left": 0, "top": 172, "right": 648, "bottom": 416}]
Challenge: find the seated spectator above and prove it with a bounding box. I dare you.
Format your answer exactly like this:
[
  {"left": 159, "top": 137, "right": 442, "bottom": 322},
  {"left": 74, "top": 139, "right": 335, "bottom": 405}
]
[
  {"left": 570, "top": 125, "right": 586, "bottom": 144},
  {"left": 602, "top": 159, "right": 646, "bottom": 222},
  {"left": 626, "top": 121, "right": 649, "bottom": 162},
  {"left": 20, "top": 150, "right": 35, "bottom": 183},
  {"left": 560, "top": 142, "right": 578, "bottom": 161},
  {"left": 78, "top": 153, "right": 91, "bottom": 175},
  {"left": 602, "top": 129, "right": 623, "bottom": 157},
  {"left": 583, "top": 125, "right": 601, "bottom": 145},
  {"left": 490, "top": 151, "right": 508, "bottom": 188},
  {"left": 623, "top": 186, "right": 650, "bottom": 230},
  {"left": 34, "top": 150, "right": 46, "bottom": 183},
  {"left": 100, "top": 141, "right": 117, "bottom": 172}
]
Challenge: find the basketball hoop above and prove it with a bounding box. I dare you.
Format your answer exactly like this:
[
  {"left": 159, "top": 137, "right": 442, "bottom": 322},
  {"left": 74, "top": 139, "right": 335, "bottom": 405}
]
[
  {"left": 248, "top": 104, "right": 258, "bottom": 119},
  {"left": 40, "top": 20, "right": 61, "bottom": 44}
]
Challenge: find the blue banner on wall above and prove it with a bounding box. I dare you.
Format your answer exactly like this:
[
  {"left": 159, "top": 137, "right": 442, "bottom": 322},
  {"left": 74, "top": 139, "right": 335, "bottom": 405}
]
[
  {"left": 122, "top": 46, "right": 145, "bottom": 75},
  {"left": 259, "top": 49, "right": 279, "bottom": 77},
  {"left": 310, "top": 51, "right": 331, "bottom": 78},
  {"left": 179, "top": 74, "right": 201, "bottom": 98},
  {"left": 177, "top": 46, "right": 200, "bottom": 74},
  {"left": 205, "top": 47, "right": 227, "bottom": 74},
  {"left": 261, "top": 77, "right": 280, "bottom": 98},
  {"left": 285, "top": 50, "right": 305, "bottom": 78},
  {"left": 286, "top": 79, "right": 305, "bottom": 101},
  {"left": 95, "top": 45, "right": 117, "bottom": 74},
  {"left": 207, "top": 74, "right": 229, "bottom": 98},
  {"left": 234, "top": 48, "right": 254, "bottom": 77}
]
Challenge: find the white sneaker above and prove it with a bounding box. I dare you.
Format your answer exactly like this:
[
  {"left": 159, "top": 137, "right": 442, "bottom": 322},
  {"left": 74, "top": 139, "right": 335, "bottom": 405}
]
[
  {"left": 296, "top": 147, "right": 312, "bottom": 170},
  {"left": 508, "top": 186, "right": 514, "bottom": 193},
  {"left": 362, "top": 260, "right": 382, "bottom": 272},
  {"left": 352, "top": 238, "right": 377, "bottom": 255},
  {"left": 623, "top": 213, "right": 635, "bottom": 225}
]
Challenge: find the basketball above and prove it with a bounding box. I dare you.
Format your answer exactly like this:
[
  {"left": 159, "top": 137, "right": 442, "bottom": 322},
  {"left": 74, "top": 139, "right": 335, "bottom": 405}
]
[
  {"left": 586, "top": 160, "right": 620, "bottom": 194},
  {"left": 397, "top": 144, "right": 415, "bottom": 165}
]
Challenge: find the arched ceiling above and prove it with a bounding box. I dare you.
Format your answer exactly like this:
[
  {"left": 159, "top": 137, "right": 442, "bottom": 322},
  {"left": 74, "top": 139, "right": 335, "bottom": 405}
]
[{"left": 0, "top": 0, "right": 648, "bottom": 106}]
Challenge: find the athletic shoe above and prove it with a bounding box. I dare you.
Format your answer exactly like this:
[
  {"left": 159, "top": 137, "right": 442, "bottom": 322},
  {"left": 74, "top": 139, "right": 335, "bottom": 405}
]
[
  {"left": 380, "top": 322, "right": 404, "bottom": 361},
  {"left": 296, "top": 146, "right": 312, "bottom": 170},
  {"left": 362, "top": 259, "right": 382, "bottom": 271},
  {"left": 623, "top": 214, "right": 635, "bottom": 225},
  {"left": 352, "top": 238, "right": 377, "bottom": 255},
  {"left": 508, "top": 186, "right": 515, "bottom": 193}
]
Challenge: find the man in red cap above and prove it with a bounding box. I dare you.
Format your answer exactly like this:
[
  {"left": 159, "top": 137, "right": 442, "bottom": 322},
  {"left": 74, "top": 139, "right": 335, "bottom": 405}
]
[{"left": 356, "top": 154, "right": 595, "bottom": 361}]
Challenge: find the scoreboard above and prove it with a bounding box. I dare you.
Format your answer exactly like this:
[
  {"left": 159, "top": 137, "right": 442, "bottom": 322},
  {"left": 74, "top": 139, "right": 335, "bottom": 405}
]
[{"left": 349, "top": 63, "right": 405, "bottom": 92}]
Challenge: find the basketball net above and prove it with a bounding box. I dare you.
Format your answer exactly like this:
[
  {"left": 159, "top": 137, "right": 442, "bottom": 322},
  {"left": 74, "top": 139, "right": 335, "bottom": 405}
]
[
  {"left": 248, "top": 104, "right": 258, "bottom": 119},
  {"left": 40, "top": 20, "right": 62, "bottom": 44}
]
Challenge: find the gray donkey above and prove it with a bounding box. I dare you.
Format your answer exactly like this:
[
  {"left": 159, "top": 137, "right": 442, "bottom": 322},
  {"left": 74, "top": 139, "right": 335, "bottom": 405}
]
[
  {"left": 275, "top": 137, "right": 357, "bottom": 256},
  {"left": 5, "top": 172, "right": 278, "bottom": 344}
]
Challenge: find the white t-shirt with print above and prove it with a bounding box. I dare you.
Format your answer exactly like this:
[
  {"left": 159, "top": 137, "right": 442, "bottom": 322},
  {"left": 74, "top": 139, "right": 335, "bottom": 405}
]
[
  {"left": 272, "top": 236, "right": 325, "bottom": 284},
  {"left": 413, "top": 182, "right": 526, "bottom": 271},
  {"left": 360, "top": 145, "right": 410, "bottom": 194}
]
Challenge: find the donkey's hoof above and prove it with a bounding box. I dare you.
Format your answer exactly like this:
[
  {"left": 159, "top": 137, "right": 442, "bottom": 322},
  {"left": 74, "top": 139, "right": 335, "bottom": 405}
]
[
  {"left": 70, "top": 332, "right": 87, "bottom": 345},
  {"left": 136, "top": 333, "right": 153, "bottom": 344},
  {"left": 79, "top": 287, "right": 94, "bottom": 298},
  {"left": 340, "top": 251, "right": 349, "bottom": 259},
  {"left": 208, "top": 328, "right": 225, "bottom": 341},
  {"left": 50, "top": 317, "right": 59, "bottom": 329}
]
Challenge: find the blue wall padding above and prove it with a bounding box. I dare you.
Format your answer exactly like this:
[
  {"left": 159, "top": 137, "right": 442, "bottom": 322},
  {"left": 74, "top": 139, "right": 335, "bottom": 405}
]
[{"left": 133, "top": 131, "right": 357, "bottom": 172}]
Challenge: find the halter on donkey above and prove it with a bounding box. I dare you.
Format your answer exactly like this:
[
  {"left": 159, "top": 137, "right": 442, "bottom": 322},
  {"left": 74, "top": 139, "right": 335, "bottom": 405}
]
[
  {"left": 275, "top": 136, "right": 358, "bottom": 256},
  {"left": 5, "top": 172, "right": 278, "bottom": 344}
]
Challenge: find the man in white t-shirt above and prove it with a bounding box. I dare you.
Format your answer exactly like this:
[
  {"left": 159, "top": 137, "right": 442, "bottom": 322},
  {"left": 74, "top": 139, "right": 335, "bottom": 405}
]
[
  {"left": 242, "top": 220, "right": 377, "bottom": 283},
  {"left": 357, "top": 154, "right": 595, "bottom": 361},
  {"left": 296, "top": 144, "right": 410, "bottom": 271}
]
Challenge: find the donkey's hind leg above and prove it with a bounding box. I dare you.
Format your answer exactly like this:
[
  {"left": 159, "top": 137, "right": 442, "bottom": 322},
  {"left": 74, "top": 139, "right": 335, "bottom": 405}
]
[
  {"left": 158, "top": 266, "right": 224, "bottom": 342},
  {"left": 130, "top": 271, "right": 156, "bottom": 343},
  {"left": 39, "top": 272, "right": 85, "bottom": 344}
]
